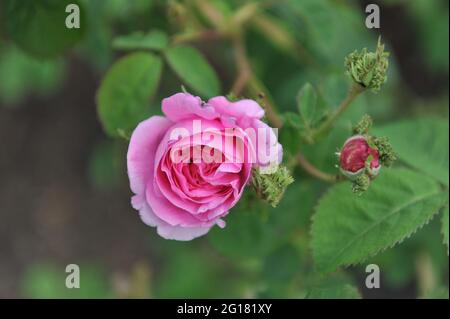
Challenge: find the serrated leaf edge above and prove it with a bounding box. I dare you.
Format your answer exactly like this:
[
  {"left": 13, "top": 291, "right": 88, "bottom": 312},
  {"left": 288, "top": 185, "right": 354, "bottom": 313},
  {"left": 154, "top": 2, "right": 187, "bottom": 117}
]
[{"left": 311, "top": 185, "right": 447, "bottom": 273}]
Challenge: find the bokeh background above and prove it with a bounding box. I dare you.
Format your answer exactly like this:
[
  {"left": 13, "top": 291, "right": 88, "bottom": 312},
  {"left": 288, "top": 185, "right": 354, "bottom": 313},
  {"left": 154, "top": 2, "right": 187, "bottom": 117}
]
[{"left": 0, "top": 0, "right": 448, "bottom": 298}]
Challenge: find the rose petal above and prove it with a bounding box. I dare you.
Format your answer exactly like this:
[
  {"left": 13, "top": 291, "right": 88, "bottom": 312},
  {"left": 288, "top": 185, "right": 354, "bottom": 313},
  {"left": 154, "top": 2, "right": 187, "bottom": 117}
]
[
  {"left": 208, "top": 96, "right": 265, "bottom": 120},
  {"left": 127, "top": 116, "right": 173, "bottom": 195},
  {"left": 162, "top": 93, "right": 218, "bottom": 122},
  {"left": 157, "top": 224, "right": 211, "bottom": 241},
  {"left": 134, "top": 195, "right": 212, "bottom": 240}
]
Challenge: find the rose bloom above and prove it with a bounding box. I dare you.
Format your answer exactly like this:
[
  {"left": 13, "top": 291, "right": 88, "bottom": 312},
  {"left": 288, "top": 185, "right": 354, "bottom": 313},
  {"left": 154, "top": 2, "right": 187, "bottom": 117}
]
[
  {"left": 339, "top": 135, "right": 380, "bottom": 179},
  {"left": 127, "top": 93, "right": 282, "bottom": 240}
]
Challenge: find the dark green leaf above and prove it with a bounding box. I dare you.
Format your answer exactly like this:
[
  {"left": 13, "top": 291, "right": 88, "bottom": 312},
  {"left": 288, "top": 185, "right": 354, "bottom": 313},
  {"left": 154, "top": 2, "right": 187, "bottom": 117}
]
[
  {"left": 97, "top": 52, "right": 163, "bottom": 138},
  {"left": 297, "top": 82, "right": 318, "bottom": 127},
  {"left": 4, "top": 0, "right": 84, "bottom": 58},
  {"left": 165, "top": 45, "right": 220, "bottom": 97},
  {"left": 312, "top": 169, "right": 448, "bottom": 273},
  {"left": 112, "top": 30, "right": 168, "bottom": 51}
]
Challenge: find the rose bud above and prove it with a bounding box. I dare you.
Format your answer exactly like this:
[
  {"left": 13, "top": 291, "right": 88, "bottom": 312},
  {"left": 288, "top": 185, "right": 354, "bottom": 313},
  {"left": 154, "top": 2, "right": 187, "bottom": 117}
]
[{"left": 339, "top": 135, "right": 380, "bottom": 181}]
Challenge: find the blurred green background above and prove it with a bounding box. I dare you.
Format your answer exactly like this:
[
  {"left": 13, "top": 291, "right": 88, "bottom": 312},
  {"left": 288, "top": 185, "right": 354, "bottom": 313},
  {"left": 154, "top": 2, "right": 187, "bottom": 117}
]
[{"left": 0, "top": 0, "right": 448, "bottom": 298}]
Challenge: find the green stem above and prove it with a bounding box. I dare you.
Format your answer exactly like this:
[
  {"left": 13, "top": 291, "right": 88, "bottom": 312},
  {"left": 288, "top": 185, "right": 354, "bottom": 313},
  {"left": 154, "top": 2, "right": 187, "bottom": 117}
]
[
  {"left": 297, "top": 153, "right": 337, "bottom": 183},
  {"left": 310, "top": 82, "right": 365, "bottom": 142}
]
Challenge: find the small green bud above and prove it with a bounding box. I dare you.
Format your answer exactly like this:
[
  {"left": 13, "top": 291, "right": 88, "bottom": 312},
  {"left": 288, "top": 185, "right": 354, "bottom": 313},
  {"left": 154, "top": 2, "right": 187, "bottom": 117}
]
[
  {"left": 345, "top": 37, "right": 390, "bottom": 92},
  {"left": 352, "top": 173, "right": 370, "bottom": 195},
  {"left": 353, "top": 114, "right": 373, "bottom": 135},
  {"left": 372, "top": 136, "right": 397, "bottom": 167},
  {"left": 251, "top": 165, "right": 294, "bottom": 207}
]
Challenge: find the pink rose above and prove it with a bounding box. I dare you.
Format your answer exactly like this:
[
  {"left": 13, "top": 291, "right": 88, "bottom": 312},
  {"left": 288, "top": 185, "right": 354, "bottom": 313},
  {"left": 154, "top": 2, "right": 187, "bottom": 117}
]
[{"left": 127, "top": 93, "right": 282, "bottom": 240}]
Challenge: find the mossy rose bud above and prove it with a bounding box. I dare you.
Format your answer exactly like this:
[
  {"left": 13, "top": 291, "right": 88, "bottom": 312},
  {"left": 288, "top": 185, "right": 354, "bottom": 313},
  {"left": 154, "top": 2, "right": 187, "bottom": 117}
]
[{"left": 339, "top": 135, "right": 380, "bottom": 180}]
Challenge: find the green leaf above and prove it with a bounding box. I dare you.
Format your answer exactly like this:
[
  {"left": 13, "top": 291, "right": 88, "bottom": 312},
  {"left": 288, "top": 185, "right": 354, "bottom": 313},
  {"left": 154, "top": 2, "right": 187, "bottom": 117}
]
[
  {"left": 164, "top": 45, "right": 220, "bottom": 97},
  {"left": 112, "top": 30, "right": 168, "bottom": 51},
  {"left": 305, "top": 284, "right": 361, "bottom": 299},
  {"left": 97, "top": 52, "right": 162, "bottom": 138},
  {"left": 288, "top": 0, "right": 370, "bottom": 66},
  {"left": 297, "top": 82, "right": 318, "bottom": 127},
  {"left": 374, "top": 117, "right": 449, "bottom": 187},
  {"left": 442, "top": 204, "right": 449, "bottom": 254},
  {"left": 4, "top": 0, "right": 84, "bottom": 58},
  {"left": 312, "top": 169, "right": 448, "bottom": 273}
]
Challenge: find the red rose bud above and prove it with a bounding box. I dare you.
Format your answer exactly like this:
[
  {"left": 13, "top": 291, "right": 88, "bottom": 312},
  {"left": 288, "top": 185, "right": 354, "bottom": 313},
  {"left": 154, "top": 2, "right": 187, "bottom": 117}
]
[{"left": 339, "top": 135, "right": 380, "bottom": 180}]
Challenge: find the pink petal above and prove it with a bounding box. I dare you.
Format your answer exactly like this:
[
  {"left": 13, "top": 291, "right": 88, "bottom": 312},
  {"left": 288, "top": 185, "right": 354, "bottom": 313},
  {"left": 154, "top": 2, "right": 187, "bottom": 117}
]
[
  {"left": 208, "top": 96, "right": 265, "bottom": 121},
  {"left": 134, "top": 195, "right": 212, "bottom": 241},
  {"left": 157, "top": 224, "right": 211, "bottom": 241},
  {"left": 127, "top": 116, "right": 173, "bottom": 195},
  {"left": 162, "top": 93, "right": 218, "bottom": 122}
]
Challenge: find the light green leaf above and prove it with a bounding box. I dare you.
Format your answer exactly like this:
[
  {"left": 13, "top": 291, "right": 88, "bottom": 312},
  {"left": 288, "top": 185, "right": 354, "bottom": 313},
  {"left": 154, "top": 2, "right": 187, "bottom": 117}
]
[
  {"left": 305, "top": 284, "right": 361, "bottom": 299},
  {"left": 4, "top": 0, "right": 84, "bottom": 58},
  {"left": 164, "top": 45, "right": 220, "bottom": 97},
  {"left": 112, "top": 30, "right": 168, "bottom": 51},
  {"left": 442, "top": 204, "right": 449, "bottom": 254},
  {"left": 97, "top": 52, "right": 162, "bottom": 138},
  {"left": 297, "top": 82, "right": 318, "bottom": 127},
  {"left": 374, "top": 117, "right": 449, "bottom": 187},
  {"left": 312, "top": 169, "right": 448, "bottom": 273}
]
